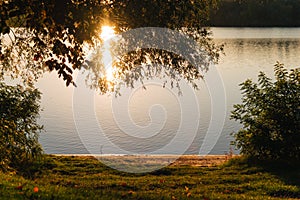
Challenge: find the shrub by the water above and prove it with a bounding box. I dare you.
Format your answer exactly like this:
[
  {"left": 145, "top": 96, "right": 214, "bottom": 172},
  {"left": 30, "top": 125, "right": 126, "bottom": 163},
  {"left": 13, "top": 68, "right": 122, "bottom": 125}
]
[
  {"left": 0, "top": 82, "right": 43, "bottom": 172},
  {"left": 231, "top": 63, "right": 300, "bottom": 161}
]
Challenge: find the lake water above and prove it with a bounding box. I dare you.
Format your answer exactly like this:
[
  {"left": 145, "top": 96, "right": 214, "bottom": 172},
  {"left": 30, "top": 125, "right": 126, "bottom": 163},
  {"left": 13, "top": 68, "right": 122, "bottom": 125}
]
[{"left": 37, "top": 27, "right": 300, "bottom": 155}]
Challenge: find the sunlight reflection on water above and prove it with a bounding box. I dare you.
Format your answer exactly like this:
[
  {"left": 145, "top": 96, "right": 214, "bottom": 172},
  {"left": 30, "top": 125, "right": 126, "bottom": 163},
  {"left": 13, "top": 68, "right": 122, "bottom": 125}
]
[{"left": 38, "top": 28, "right": 300, "bottom": 155}]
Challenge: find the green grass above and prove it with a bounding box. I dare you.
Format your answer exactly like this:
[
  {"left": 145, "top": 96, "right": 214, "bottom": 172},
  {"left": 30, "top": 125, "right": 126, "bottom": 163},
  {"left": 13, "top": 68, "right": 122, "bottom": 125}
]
[{"left": 0, "top": 156, "right": 299, "bottom": 199}]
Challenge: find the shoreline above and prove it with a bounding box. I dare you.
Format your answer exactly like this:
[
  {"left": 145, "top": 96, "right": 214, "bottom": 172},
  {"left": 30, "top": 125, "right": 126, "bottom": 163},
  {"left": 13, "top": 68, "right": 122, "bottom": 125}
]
[{"left": 51, "top": 154, "right": 239, "bottom": 167}]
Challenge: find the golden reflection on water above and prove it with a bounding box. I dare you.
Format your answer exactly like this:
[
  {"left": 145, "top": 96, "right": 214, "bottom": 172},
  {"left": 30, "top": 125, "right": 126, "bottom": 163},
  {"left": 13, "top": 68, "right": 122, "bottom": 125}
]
[
  {"left": 100, "top": 26, "right": 116, "bottom": 81},
  {"left": 39, "top": 28, "right": 300, "bottom": 154}
]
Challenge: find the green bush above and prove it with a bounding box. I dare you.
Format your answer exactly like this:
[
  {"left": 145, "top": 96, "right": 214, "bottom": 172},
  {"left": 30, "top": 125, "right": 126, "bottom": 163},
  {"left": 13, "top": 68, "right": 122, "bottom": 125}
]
[
  {"left": 231, "top": 63, "right": 300, "bottom": 161},
  {"left": 0, "top": 82, "right": 43, "bottom": 171}
]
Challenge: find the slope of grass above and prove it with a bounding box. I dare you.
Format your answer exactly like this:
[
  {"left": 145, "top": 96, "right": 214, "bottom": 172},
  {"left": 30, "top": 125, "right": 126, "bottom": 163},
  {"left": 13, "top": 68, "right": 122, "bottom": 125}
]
[{"left": 0, "top": 155, "right": 299, "bottom": 200}]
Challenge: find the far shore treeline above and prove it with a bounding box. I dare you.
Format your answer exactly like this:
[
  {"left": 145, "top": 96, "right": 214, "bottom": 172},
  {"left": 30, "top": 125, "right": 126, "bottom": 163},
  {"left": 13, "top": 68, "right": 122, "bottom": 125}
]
[{"left": 209, "top": 0, "right": 300, "bottom": 27}]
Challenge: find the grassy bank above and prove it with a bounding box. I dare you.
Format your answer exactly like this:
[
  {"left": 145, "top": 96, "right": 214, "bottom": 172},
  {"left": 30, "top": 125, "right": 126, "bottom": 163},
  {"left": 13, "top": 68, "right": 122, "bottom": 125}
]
[{"left": 0, "top": 155, "right": 299, "bottom": 199}]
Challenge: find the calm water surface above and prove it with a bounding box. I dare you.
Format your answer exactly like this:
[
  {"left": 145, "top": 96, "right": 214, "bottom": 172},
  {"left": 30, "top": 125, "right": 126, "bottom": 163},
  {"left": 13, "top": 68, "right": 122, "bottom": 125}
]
[{"left": 38, "top": 28, "right": 300, "bottom": 155}]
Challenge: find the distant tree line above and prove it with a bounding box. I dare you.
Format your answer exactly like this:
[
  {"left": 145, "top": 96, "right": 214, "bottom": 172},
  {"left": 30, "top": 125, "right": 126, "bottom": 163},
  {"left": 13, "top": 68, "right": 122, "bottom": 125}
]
[{"left": 210, "top": 0, "right": 300, "bottom": 27}]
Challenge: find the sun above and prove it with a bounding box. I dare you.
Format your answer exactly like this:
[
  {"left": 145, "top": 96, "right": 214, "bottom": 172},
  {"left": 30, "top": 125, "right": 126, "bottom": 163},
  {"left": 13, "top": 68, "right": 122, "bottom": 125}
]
[
  {"left": 100, "top": 26, "right": 115, "bottom": 41},
  {"left": 100, "top": 26, "right": 116, "bottom": 81}
]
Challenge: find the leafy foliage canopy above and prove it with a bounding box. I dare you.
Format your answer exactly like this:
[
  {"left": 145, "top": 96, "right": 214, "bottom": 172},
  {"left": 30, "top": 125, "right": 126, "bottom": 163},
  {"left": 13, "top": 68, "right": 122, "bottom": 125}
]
[{"left": 0, "top": 0, "right": 221, "bottom": 93}]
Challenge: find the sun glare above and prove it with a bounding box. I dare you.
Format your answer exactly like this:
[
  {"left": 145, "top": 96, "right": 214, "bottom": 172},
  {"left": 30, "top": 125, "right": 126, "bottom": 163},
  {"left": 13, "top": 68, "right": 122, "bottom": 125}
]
[
  {"left": 100, "top": 26, "right": 115, "bottom": 41},
  {"left": 100, "top": 26, "right": 116, "bottom": 81}
]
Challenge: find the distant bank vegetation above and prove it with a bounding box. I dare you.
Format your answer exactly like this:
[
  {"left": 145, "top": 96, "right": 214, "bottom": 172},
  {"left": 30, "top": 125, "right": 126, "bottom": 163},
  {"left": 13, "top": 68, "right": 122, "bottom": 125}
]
[{"left": 210, "top": 0, "right": 300, "bottom": 27}]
